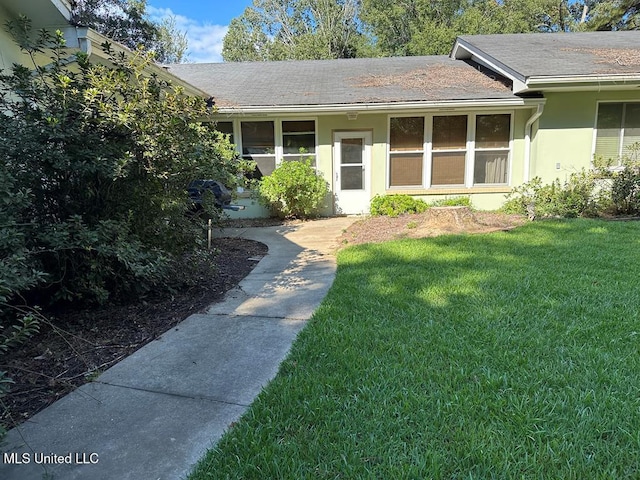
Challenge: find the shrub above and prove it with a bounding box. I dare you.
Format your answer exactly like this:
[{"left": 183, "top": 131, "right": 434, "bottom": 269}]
[
  {"left": 602, "top": 143, "right": 640, "bottom": 215},
  {"left": 430, "top": 196, "right": 472, "bottom": 207},
  {"left": 0, "top": 18, "right": 254, "bottom": 438},
  {"left": 258, "top": 160, "right": 329, "bottom": 219},
  {"left": 502, "top": 171, "right": 600, "bottom": 219},
  {"left": 370, "top": 194, "right": 429, "bottom": 217},
  {"left": 0, "top": 18, "right": 252, "bottom": 309},
  {"left": 610, "top": 166, "right": 640, "bottom": 215}
]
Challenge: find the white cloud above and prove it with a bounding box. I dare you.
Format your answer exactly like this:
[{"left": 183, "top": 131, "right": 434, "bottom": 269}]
[{"left": 147, "top": 6, "right": 228, "bottom": 63}]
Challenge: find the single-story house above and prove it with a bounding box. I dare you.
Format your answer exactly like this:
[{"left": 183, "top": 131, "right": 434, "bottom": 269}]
[
  {"left": 167, "top": 31, "right": 640, "bottom": 217},
  {"left": 3, "top": 1, "right": 640, "bottom": 217}
]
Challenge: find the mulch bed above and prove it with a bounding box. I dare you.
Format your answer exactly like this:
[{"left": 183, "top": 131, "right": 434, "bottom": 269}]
[
  {"left": 1, "top": 237, "right": 268, "bottom": 430},
  {"left": 338, "top": 209, "right": 527, "bottom": 247}
]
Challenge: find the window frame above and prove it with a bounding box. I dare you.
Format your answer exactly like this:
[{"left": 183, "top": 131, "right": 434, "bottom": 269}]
[
  {"left": 280, "top": 119, "right": 318, "bottom": 166},
  {"left": 473, "top": 113, "right": 512, "bottom": 186},
  {"left": 387, "top": 111, "right": 514, "bottom": 190},
  {"left": 593, "top": 101, "right": 640, "bottom": 167},
  {"left": 387, "top": 115, "right": 427, "bottom": 188},
  {"left": 240, "top": 120, "right": 277, "bottom": 178},
  {"left": 227, "top": 117, "right": 318, "bottom": 169}
]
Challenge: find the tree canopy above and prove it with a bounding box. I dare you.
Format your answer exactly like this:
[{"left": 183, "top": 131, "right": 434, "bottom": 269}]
[
  {"left": 222, "top": 0, "right": 372, "bottom": 61},
  {"left": 70, "top": 0, "right": 188, "bottom": 63},
  {"left": 223, "top": 0, "right": 640, "bottom": 60}
]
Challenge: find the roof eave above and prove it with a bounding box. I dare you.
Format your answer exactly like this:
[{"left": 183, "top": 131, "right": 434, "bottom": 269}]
[
  {"left": 62, "top": 27, "right": 211, "bottom": 98},
  {"left": 214, "top": 97, "right": 545, "bottom": 116},
  {"left": 451, "top": 37, "right": 527, "bottom": 92},
  {"left": 522, "top": 74, "right": 640, "bottom": 92},
  {"left": 52, "top": 0, "right": 72, "bottom": 21}
]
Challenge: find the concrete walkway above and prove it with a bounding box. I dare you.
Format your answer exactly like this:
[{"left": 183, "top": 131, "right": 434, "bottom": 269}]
[{"left": 0, "top": 217, "right": 356, "bottom": 480}]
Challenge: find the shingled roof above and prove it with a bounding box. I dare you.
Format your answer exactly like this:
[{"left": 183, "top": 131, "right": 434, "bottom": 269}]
[
  {"left": 453, "top": 31, "right": 640, "bottom": 90},
  {"left": 166, "top": 55, "right": 516, "bottom": 110}
]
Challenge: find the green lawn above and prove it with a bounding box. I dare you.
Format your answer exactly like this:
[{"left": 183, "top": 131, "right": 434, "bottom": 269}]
[{"left": 190, "top": 219, "right": 640, "bottom": 479}]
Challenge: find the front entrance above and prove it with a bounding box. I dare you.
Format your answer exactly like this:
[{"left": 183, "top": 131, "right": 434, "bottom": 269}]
[{"left": 333, "top": 131, "right": 372, "bottom": 214}]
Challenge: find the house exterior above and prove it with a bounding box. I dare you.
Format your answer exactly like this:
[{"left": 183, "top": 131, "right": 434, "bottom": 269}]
[
  {"left": 168, "top": 31, "right": 640, "bottom": 217},
  {"left": 3, "top": 1, "right": 640, "bottom": 218}
]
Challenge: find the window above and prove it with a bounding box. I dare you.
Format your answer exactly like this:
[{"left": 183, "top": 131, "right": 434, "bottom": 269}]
[
  {"left": 239, "top": 119, "right": 317, "bottom": 179},
  {"left": 282, "top": 120, "right": 316, "bottom": 166},
  {"left": 474, "top": 114, "right": 510, "bottom": 184},
  {"left": 241, "top": 121, "right": 275, "bottom": 178},
  {"left": 595, "top": 102, "right": 640, "bottom": 165},
  {"left": 388, "top": 113, "right": 511, "bottom": 189},
  {"left": 389, "top": 117, "right": 424, "bottom": 187},
  {"left": 431, "top": 115, "right": 467, "bottom": 186},
  {"left": 215, "top": 121, "right": 234, "bottom": 144}
]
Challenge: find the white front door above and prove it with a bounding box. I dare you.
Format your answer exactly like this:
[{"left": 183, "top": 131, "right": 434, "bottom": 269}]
[{"left": 333, "top": 131, "right": 372, "bottom": 214}]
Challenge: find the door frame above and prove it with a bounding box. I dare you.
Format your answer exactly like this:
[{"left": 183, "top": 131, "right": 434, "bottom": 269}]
[{"left": 332, "top": 130, "right": 373, "bottom": 215}]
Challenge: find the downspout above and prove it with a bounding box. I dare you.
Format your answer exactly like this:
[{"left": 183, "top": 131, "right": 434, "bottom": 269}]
[{"left": 524, "top": 103, "right": 544, "bottom": 183}]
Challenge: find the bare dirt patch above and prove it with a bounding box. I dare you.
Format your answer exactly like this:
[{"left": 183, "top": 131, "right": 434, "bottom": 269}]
[{"left": 339, "top": 208, "right": 527, "bottom": 247}]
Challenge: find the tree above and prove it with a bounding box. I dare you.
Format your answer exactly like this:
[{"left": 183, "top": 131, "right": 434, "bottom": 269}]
[
  {"left": 70, "top": 0, "right": 188, "bottom": 63},
  {"left": 156, "top": 15, "right": 189, "bottom": 63},
  {"left": 359, "top": 0, "right": 640, "bottom": 56},
  {"left": 582, "top": 0, "right": 640, "bottom": 30},
  {"left": 0, "top": 17, "right": 252, "bottom": 307},
  {"left": 359, "top": 0, "right": 465, "bottom": 56},
  {"left": 222, "top": 0, "right": 371, "bottom": 61}
]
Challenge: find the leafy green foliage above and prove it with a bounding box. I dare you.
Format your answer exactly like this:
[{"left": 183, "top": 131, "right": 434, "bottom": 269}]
[
  {"left": 502, "top": 172, "right": 600, "bottom": 219},
  {"left": 504, "top": 143, "right": 640, "bottom": 219},
  {"left": 370, "top": 194, "right": 429, "bottom": 217},
  {"left": 0, "top": 20, "right": 251, "bottom": 306},
  {"left": 258, "top": 160, "right": 329, "bottom": 219},
  {"left": 610, "top": 166, "right": 640, "bottom": 215},
  {"left": 430, "top": 196, "right": 472, "bottom": 207},
  {"left": 222, "top": 0, "right": 371, "bottom": 61},
  {"left": 223, "top": 1, "right": 636, "bottom": 61},
  {"left": 0, "top": 16, "right": 250, "bottom": 441},
  {"left": 584, "top": 0, "right": 640, "bottom": 30}
]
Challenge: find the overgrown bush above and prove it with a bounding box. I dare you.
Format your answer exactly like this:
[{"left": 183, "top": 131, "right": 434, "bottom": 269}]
[
  {"left": 258, "top": 160, "right": 329, "bottom": 219},
  {"left": 430, "top": 196, "right": 472, "bottom": 207},
  {"left": 0, "top": 17, "right": 254, "bottom": 439},
  {"left": 502, "top": 171, "right": 600, "bottom": 219},
  {"left": 598, "top": 143, "right": 640, "bottom": 215},
  {"left": 610, "top": 166, "right": 640, "bottom": 215},
  {"left": 370, "top": 194, "right": 429, "bottom": 217},
  {"left": 0, "top": 18, "right": 252, "bottom": 309}
]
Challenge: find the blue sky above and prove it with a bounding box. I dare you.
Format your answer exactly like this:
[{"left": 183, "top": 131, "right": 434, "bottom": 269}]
[{"left": 147, "top": 1, "right": 254, "bottom": 63}]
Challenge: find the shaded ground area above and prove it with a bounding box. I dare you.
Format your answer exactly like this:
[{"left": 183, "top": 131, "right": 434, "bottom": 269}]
[
  {"left": 1, "top": 210, "right": 525, "bottom": 430},
  {"left": 1, "top": 237, "right": 267, "bottom": 430}
]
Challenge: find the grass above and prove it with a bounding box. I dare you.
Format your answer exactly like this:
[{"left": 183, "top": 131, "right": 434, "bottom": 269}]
[{"left": 190, "top": 219, "right": 640, "bottom": 479}]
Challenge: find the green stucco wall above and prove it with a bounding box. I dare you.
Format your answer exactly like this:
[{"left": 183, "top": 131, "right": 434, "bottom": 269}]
[
  {"left": 224, "top": 94, "right": 640, "bottom": 219},
  {"left": 316, "top": 109, "right": 531, "bottom": 213},
  {"left": 226, "top": 108, "right": 534, "bottom": 218},
  {"left": 532, "top": 90, "right": 640, "bottom": 184},
  {"left": 0, "top": 6, "right": 28, "bottom": 73}
]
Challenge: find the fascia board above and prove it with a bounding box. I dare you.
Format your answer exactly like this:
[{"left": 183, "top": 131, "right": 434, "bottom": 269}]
[
  {"left": 525, "top": 74, "right": 640, "bottom": 91},
  {"left": 64, "top": 27, "right": 213, "bottom": 98},
  {"left": 215, "top": 98, "right": 545, "bottom": 116},
  {"left": 451, "top": 37, "right": 527, "bottom": 87},
  {"left": 51, "top": 0, "right": 72, "bottom": 21}
]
